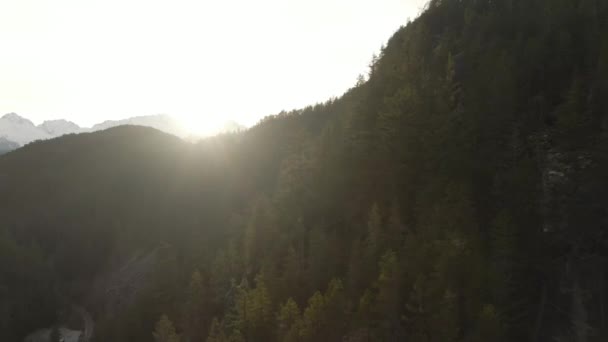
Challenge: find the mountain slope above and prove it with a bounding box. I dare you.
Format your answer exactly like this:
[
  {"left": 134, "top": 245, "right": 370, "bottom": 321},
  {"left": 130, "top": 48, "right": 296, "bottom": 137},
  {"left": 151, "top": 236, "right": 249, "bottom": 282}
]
[{"left": 0, "top": 137, "right": 19, "bottom": 155}]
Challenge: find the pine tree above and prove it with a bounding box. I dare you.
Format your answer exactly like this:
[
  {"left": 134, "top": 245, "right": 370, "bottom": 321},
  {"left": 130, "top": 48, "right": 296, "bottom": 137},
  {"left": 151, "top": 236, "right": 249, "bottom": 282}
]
[
  {"left": 297, "top": 278, "right": 347, "bottom": 341},
  {"left": 306, "top": 227, "right": 330, "bottom": 291},
  {"left": 323, "top": 278, "right": 347, "bottom": 340},
  {"left": 347, "top": 238, "right": 365, "bottom": 296},
  {"left": 403, "top": 275, "right": 450, "bottom": 342},
  {"left": 225, "top": 278, "right": 250, "bottom": 338},
  {"left": 210, "top": 241, "right": 244, "bottom": 309},
  {"left": 244, "top": 219, "right": 257, "bottom": 272},
  {"left": 299, "top": 291, "right": 325, "bottom": 341},
  {"left": 282, "top": 245, "right": 306, "bottom": 303},
  {"left": 248, "top": 273, "right": 273, "bottom": 340},
  {"left": 224, "top": 273, "right": 273, "bottom": 341},
  {"left": 386, "top": 200, "right": 406, "bottom": 250},
  {"left": 184, "top": 269, "right": 211, "bottom": 341},
  {"left": 489, "top": 212, "right": 519, "bottom": 322},
  {"left": 468, "top": 305, "right": 505, "bottom": 342},
  {"left": 277, "top": 298, "right": 301, "bottom": 342},
  {"left": 375, "top": 250, "right": 402, "bottom": 339},
  {"left": 363, "top": 203, "right": 383, "bottom": 285},
  {"left": 153, "top": 314, "right": 180, "bottom": 342},
  {"left": 365, "top": 203, "right": 383, "bottom": 256},
  {"left": 244, "top": 196, "right": 278, "bottom": 271},
  {"left": 206, "top": 318, "right": 227, "bottom": 342}
]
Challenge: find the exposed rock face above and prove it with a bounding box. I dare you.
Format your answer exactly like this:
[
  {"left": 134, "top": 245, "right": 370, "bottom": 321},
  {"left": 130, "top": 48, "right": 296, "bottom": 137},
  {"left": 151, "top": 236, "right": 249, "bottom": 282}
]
[{"left": 537, "top": 129, "right": 603, "bottom": 341}]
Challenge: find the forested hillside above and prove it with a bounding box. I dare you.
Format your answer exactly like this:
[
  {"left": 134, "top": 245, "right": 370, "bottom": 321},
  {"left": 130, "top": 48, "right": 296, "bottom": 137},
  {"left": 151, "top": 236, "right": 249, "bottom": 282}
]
[{"left": 2, "top": 0, "right": 608, "bottom": 341}]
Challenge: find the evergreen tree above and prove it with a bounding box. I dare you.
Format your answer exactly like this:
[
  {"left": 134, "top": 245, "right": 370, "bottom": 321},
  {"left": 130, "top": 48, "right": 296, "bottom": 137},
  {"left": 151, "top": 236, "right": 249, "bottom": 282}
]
[
  {"left": 206, "top": 318, "right": 227, "bottom": 342},
  {"left": 386, "top": 200, "right": 406, "bottom": 249},
  {"left": 184, "top": 269, "right": 211, "bottom": 341},
  {"left": 276, "top": 298, "right": 301, "bottom": 342},
  {"left": 248, "top": 273, "right": 273, "bottom": 340},
  {"left": 153, "top": 315, "right": 180, "bottom": 342},
  {"left": 468, "top": 305, "right": 505, "bottom": 342},
  {"left": 362, "top": 203, "right": 383, "bottom": 288},
  {"left": 281, "top": 245, "right": 306, "bottom": 304},
  {"left": 374, "top": 250, "right": 402, "bottom": 339},
  {"left": 346, "top": 238, "right": 365, "bottom": 297},
  {"left": 298, "top": 291, "right": 325, "bottom": 341},
  {"left": 365, "top": 203, "right": 383, "bottom": 256}
]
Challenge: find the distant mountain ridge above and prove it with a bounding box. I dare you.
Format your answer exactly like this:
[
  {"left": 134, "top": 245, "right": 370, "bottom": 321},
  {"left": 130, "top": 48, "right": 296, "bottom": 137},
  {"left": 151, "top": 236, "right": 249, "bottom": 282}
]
[
  {"left": 0, "top": 137, "right": 19, "bottom": 155},
  {"left": 39, "top": 119, "right": 82, "bottom": 136},
  {"left": 0, "top": 113, "right": 245, "bottom": 154},
  {"left": 90, "top": 114, "right": 187, "bottom": 138},
  {"left": 0, "top": 113, "right": 53, "bottom": 146}
]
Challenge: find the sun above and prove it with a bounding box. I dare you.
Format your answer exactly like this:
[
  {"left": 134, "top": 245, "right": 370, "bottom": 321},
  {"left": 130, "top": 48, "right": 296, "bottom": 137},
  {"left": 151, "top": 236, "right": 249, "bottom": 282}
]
[{"left": 176, "top": 113, "right": 225, "bottom": 138}]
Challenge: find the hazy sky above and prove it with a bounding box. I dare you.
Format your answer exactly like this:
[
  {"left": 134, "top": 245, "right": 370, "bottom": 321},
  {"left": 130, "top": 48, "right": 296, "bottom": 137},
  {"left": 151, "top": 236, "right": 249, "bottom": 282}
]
[{"left": 0, "top": 0, "right": 427, "bottom": 134}]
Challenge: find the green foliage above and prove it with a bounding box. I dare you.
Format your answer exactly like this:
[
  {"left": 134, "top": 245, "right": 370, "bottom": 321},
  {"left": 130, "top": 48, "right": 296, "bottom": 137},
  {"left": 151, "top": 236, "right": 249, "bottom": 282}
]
[
  {"left": 206, "top": 318, "right": 228, "bottom": 342},
  {"left": 276, "top": 298, "right": 300, "bottom": 342},
  {"left": 468, "top": 305, "right": 506, "bottom": 342},
  {"left": 225, "top": 273, "right": 273, "bottom": 341},
  {"left": 153, "top": 314, "right": 180, "bottom": 342},
  {"left": 183, "top": 269, "right": 212, "bottom": 341}
]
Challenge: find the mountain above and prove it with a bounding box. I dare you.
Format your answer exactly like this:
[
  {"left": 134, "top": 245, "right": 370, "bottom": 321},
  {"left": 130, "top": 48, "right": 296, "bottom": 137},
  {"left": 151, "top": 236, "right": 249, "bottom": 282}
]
[
  {"left": 38, "top": 119, "right": 81, "bottom": 136},
  {"left": 0, "top": 114, "right": 81, "bottom": 147},
  {"left": 0, "top": 137, "right": 19, "bottom": 155},
  {"left": 0, "top": 113, "right": 186, "bottom": 147},
  {"left": 0, "top": 113, "right": 51, "bottom": 145},
  {"left": 0, "top": 113, "right": 244, "bottom": 150},
  {"left": 1, "top": 1, "right": 608, "bottom": 342},
  {"left": 90, "top": 114, "right": 188, "bottom": 138}
]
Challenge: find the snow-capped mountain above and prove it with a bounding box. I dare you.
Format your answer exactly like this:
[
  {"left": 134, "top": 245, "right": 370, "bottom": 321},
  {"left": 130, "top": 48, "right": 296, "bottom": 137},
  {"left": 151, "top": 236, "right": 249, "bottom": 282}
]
[
  {"left": 0, "top": 113, "right": 187, "bottom": 147},
  {"left": 0, "top": 112, "right": 246, "bottom": 152},
  {"left": 39, "top": 119, "right": 82, "bottom": 136},
  {"left": 0, "top": 113, "right": 82, "bottom": 147},
  {"left": 0, "top": 113, "right": 51, "bottom": 145}
]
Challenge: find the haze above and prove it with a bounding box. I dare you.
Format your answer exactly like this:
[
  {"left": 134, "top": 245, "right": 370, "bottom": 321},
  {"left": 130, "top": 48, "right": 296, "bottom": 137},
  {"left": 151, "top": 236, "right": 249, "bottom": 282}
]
[{"left": 0, "top": 0, "right": 426, "bottom": 135}]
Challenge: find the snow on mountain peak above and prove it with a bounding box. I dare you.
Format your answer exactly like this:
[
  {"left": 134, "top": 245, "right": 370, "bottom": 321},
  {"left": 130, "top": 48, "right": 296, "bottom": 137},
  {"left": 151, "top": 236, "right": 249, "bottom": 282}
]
[
  {"left": 38, "top": 119, "right": 81, "bottom": 136},
  {"left": 1, "top": 112, "right": 35, "bottom": 126},
  {"left": 0, "top": 113, "right": 50, "bottom": 145},
  {"left": 0, "top": 112, "right": 246, "bottom": 149}
]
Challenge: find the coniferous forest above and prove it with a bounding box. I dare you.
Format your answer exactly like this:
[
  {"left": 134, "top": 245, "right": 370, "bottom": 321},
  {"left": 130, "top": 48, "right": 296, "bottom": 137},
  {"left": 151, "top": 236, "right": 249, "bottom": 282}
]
[{"left": 2, "top": 0, "right": 608, "bottom": 341}]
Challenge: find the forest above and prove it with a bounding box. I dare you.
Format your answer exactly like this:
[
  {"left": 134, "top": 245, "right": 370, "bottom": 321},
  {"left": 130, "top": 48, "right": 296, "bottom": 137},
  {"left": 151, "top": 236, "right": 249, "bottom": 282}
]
[{"left": 1, "top": 0, "right": 608, "bottom": 341}]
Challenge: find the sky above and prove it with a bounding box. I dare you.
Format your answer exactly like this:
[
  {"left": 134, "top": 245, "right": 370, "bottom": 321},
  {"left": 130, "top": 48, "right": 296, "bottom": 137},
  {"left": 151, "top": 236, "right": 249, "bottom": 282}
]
[{"left": 0, "top": 0, "right": 427, "bottom": 135}]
